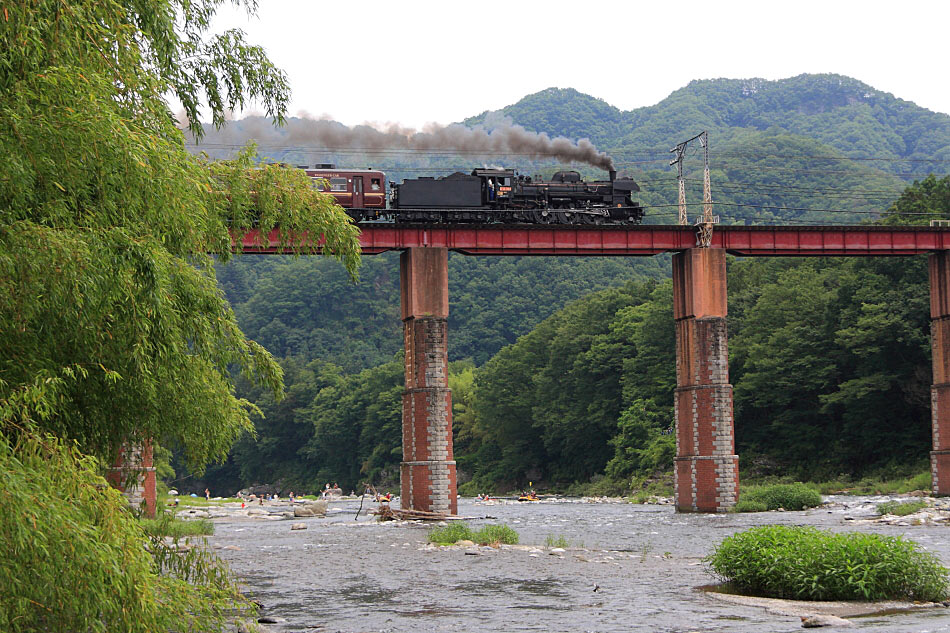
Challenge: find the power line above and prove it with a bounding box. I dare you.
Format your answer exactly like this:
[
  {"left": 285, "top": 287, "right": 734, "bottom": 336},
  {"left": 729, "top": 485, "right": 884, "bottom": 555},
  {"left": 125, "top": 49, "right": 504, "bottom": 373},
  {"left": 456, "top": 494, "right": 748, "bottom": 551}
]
[
  {"left": 680, "top": 178, "right": 906, "bottom": 195},
  {"left": 641, "top": 201, "right": 890, "bottom": 215},
  {"left": 190, "top": 142, "right": 950, "bottom": 165}
]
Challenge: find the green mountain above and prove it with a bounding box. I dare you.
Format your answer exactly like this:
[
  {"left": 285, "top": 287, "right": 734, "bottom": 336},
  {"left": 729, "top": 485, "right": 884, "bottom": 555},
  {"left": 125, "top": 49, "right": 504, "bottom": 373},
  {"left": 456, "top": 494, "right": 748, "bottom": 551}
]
[
  {"left": 466, "top": 74, "right": 950, "bottom": 172},
  {"left": 463, "top": 75, "right": 950, "bottom": 225}
]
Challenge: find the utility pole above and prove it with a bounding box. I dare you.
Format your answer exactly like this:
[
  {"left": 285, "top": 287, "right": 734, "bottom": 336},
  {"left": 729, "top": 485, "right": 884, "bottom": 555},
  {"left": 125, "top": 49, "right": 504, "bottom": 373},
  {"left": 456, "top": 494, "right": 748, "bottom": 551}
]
[
  {"left": 670, "top": 140, "right": 689, "bottom": 225},
  {"left": 669, "top": 131, "right": 714, "bottom": 228},
  {"left": 696, "top": 131, "right": 717, "bottom": 248}
]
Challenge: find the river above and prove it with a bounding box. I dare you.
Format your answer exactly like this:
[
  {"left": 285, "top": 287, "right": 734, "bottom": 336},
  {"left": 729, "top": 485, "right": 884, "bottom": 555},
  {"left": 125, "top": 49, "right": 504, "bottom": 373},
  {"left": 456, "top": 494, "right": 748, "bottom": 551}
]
[{"left": 208, "top": 496, "right": 950, "bottom": 632}]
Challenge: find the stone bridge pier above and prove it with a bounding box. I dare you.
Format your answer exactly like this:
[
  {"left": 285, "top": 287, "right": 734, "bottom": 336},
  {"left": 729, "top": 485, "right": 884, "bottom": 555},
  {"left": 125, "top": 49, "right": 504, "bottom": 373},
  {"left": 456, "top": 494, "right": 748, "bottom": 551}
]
[
  {"left": 399, "top": 247, "right": 458, "bottom": 515},
  {"left": 672, "top": 248, "right": 738, "bottom": 512}
]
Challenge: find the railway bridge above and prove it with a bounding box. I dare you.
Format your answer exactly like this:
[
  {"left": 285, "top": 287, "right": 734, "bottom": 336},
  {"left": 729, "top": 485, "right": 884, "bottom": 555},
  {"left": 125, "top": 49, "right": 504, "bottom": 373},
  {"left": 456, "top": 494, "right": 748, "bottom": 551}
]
[
  {"left": 231, "top": 223, "right": 950, "bottom": 513},
  {"left": 117, "top": 223, "right": 950, "bottom": 516}
]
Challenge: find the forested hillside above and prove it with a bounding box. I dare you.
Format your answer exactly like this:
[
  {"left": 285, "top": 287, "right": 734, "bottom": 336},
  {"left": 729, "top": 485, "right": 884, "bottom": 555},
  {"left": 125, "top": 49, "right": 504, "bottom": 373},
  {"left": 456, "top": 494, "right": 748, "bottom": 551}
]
[
  {"left": 217, "top": 254, "right": 668, "bottom": 369},
  {"left": 193, "top": 76, "right": 950, "bottom": 496}
]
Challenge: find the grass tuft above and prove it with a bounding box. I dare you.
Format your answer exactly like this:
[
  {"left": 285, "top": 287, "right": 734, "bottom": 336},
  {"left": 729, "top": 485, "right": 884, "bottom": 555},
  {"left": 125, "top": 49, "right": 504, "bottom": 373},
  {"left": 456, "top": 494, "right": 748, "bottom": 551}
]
[
  {"left": 707, "top": 525, "right": 950, "bottom": 602},
  {"left": 734, "top": 482, "right": 822, "bottom": 512},
  {"left": 877, "top": 500, "right": 928, "bottom": 516},
  {"left": 427, "top": 522, "right": 474, "bottom": 545},
  {"left": 733, "top": 499, "right": 769, "bottom": 513},
  {"left": 474, "top": 524, "right": 519, "bottom": 546},
  {"left": 544, "top": 534, "right": 570, "bottom": 548},
  {"left": 140, "top": 513, "right": 214, "bottom": 538}
]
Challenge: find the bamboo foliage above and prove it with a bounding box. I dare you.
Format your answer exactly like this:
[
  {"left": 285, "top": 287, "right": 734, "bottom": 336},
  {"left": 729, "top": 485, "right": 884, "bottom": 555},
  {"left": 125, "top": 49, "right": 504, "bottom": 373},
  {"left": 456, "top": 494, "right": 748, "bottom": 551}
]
[{"left": 0, "top": 0, "right": 362, "bottom": 467}]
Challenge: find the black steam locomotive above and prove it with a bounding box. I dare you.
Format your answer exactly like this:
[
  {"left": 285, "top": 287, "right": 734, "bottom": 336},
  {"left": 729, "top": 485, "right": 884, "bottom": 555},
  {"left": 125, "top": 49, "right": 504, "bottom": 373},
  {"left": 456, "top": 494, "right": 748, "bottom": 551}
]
[{"left": 304, "top": 166, "right": 643, "bottom": 225}]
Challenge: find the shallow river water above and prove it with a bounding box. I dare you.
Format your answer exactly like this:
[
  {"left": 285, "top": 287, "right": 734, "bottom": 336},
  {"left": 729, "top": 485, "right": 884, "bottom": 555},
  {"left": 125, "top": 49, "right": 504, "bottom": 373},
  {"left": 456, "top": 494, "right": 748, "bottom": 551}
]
[{"left": 209, "top": 496, "right": 950, "bottom": 632}]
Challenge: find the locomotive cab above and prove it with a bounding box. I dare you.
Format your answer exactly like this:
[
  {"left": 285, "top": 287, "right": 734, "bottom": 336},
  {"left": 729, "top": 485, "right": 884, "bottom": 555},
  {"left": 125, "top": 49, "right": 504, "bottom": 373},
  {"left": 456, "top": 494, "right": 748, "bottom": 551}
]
[{"left": 471, "top": 168, "right": 516, "bottom": 206}]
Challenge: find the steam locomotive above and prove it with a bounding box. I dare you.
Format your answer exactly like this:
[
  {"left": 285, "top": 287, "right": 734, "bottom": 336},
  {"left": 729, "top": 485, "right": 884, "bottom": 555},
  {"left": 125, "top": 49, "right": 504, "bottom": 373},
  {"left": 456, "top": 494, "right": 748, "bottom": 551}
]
[{"left": 302, "top": 165, "right": 643, "bottom": 225}]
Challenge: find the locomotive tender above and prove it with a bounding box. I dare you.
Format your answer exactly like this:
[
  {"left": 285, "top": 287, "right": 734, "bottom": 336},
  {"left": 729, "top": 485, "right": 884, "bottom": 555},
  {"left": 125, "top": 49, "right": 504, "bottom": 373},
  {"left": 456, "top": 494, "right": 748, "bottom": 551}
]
[{"left": 303, "top": 165, "right": 643, "bottom": 225}]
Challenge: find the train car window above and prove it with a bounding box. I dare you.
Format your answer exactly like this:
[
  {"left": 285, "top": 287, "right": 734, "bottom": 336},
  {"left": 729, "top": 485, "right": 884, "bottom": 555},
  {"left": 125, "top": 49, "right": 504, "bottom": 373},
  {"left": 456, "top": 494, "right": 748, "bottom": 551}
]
[
  {"left": 311, "top": 178, "right": 328, "bottom": 191},
  {"left": 371, "top": 178, "right": 381, "bottom": 191},
  {"left": 330, "top": 178, "right": 348, "bottom": 192}
]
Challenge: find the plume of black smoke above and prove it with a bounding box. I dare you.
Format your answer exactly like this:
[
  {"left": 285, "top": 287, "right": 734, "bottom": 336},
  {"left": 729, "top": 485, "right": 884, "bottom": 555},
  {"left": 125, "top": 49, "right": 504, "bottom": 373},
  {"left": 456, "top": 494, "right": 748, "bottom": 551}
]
[{"left": 188, "top": 113, "right": 614, "bottom": 171}]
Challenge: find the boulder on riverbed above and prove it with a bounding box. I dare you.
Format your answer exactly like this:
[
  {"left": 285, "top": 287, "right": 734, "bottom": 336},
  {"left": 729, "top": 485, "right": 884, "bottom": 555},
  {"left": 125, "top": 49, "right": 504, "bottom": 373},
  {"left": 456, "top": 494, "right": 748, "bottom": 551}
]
[
  {"left": 294, "top": 500, "right": 327, "bottom": 517},
  {"left": 802, "top": 614, "right": 853, "bottom": 627}
]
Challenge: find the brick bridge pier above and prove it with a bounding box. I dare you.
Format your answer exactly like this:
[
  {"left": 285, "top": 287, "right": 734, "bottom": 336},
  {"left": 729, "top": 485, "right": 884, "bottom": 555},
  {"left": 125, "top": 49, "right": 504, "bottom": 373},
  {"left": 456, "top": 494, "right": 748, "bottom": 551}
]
[
  {"left": 399, "top": 248, "right": 458, "bottom": 515},
  {"left": 929, "top": 251, "right": 950, "bottom": 495},
  {"left": 671, "top": 248, "right": 737, "bottom": 511}
]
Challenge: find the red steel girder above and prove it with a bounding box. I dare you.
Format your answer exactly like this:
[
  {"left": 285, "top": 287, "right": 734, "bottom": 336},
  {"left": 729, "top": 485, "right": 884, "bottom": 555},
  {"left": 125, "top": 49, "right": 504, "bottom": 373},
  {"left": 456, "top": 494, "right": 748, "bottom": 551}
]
[{"left": 237, "top": 224, "right": 950, "bottom": 257}]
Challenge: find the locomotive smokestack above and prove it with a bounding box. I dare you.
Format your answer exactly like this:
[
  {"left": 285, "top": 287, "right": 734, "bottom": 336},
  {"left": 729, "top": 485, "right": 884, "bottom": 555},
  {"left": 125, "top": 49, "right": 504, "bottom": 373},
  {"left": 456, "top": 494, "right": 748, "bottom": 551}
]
[{"left": 609, "top": 169, "right": 616, "bottom": 182}]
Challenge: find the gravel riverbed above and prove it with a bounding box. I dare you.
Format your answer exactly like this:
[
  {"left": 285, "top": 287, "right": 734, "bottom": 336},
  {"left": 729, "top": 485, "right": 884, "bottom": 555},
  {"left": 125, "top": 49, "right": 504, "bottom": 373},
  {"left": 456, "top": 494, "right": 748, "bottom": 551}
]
[{"left": 199, "top": 496, "right": 950, "bottom": 632}]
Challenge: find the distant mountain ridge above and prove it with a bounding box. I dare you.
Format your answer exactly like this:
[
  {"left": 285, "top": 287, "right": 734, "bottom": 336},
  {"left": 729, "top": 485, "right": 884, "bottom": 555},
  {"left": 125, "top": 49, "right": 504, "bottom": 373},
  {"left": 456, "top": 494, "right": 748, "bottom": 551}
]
[{"left": 464, "top": 74, "right": 950, "bottom": 173}]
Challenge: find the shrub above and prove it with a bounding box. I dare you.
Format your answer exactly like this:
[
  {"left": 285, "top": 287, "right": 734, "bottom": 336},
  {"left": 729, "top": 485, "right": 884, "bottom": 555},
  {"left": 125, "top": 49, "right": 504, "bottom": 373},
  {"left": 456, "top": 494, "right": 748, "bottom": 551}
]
[
  {"left": 426, "top": 522, "right": 519, "bottom": 546},
  {"left": 0, "top": 427, "right": 251, "bottom": 633},
  {"left": 474, "top": 524, "right": 519, "bottom": 546},
  {"left": 733, "top": 499, "right": 768, "bottom": 513},
  {"left": 877, "top": 500, "right": 928, "bottom": 516},
  {"left": 736, "top": 483, "right": 822, "bottom": 511},
  {"left": 707, "top": 526, "right": 950, "bottom": 602},
  {"left": 427, "top": 522, "right": 474, "bottom": 545}
]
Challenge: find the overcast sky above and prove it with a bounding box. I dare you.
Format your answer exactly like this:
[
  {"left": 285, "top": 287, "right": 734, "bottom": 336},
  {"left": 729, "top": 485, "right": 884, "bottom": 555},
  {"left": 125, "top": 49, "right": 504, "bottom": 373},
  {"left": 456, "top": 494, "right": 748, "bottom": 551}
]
[{"left": 208, "top": 0, "right": 950, "bottom": 129}]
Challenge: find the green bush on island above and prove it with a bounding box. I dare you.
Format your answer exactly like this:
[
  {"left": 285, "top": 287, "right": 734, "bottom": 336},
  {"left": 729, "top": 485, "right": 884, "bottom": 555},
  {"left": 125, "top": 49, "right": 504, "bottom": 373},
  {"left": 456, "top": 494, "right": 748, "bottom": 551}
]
[
  {"left": 877, "top": 500, "right": 929, "bottom": 516},
  {"left": 707, "top": 526, "right": 950, "bottom": 602},
  {"left": 734, "top": 483, "right": 822, "bottom": 512},
  {"left": 427, "top": 523, "right": 475, "bottom": 545},
  {"left": 427, "top": 522, "right": 519, "bottom": 546}
]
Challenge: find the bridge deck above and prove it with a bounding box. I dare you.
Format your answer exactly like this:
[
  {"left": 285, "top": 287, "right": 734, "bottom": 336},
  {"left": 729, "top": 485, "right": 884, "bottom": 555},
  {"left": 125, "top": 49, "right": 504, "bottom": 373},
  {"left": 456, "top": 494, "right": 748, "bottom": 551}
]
[{"left": 239, "top": 224, "right": 950, "bottom": 257}]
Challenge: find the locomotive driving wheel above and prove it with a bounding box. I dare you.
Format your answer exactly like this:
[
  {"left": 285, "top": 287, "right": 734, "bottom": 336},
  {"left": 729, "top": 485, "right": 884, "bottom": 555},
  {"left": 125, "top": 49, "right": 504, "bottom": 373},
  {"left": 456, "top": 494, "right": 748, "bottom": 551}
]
[{"left": 553, "top": 204, "right": 573, "bottom": 224}]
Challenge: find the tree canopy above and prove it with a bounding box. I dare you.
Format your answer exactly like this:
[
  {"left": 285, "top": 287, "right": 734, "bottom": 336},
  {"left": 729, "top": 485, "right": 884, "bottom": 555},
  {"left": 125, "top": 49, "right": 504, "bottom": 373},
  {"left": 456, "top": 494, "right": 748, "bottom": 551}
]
[{"left": 0, "top": 0, "right": 361, "bottom": 470}]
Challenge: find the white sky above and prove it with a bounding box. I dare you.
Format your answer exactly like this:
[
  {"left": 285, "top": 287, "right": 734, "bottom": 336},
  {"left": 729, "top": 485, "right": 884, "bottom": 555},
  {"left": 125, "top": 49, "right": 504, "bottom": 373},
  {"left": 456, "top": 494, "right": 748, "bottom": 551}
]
[{"left": 208, "top": 0, "right": 950, "bottom": 129}]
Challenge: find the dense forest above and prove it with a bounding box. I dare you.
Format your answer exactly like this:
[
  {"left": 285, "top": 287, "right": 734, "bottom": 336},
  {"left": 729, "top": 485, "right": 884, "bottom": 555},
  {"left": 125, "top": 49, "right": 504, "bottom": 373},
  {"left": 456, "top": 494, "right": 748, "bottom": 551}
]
[{"left": 189, "top": 77, "right": 950, "bottom": 496}]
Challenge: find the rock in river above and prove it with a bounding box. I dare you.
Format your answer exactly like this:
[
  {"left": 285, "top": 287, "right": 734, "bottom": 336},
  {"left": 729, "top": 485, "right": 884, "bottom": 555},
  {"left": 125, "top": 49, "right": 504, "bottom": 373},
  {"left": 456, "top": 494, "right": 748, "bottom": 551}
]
[
  {"left": 801, "top": 614, "right": 853, "bottom": 628},
  {"left": 294, "top": 500, "right": 327, "bottom": 517}
]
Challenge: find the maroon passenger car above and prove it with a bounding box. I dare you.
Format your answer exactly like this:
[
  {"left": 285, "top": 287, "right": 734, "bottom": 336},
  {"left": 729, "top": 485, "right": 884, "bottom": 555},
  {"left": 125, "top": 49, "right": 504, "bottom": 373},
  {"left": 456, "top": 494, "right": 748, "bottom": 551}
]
[{"left": 304, "top": 164, "right": 386, "bottom": 220}]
